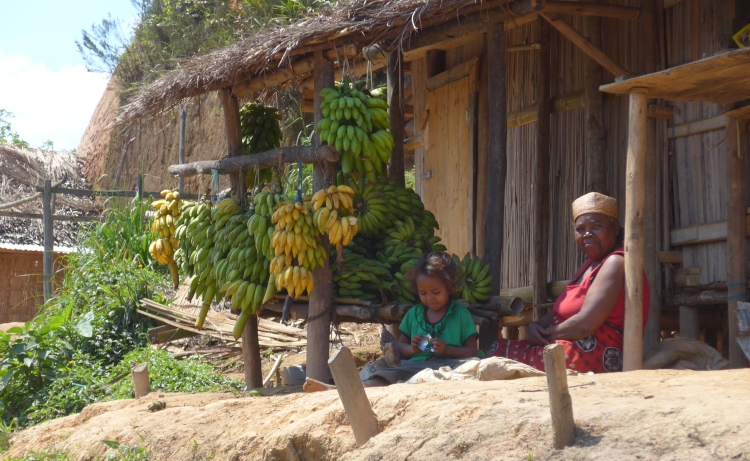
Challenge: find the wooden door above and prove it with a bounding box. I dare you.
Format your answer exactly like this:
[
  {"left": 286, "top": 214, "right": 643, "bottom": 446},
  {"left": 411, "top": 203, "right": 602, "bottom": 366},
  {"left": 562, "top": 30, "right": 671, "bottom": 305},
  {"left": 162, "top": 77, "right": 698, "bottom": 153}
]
[{"left": 424, "top": 76, "right": 475, "bottom": 257}]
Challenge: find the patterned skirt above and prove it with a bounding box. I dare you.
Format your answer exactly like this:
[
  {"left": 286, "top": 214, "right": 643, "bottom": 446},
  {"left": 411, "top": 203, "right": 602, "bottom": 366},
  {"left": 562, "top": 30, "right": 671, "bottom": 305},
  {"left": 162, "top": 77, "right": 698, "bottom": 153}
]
[{"left": 486, "top": 319, "right": 625, "bottom": 373}]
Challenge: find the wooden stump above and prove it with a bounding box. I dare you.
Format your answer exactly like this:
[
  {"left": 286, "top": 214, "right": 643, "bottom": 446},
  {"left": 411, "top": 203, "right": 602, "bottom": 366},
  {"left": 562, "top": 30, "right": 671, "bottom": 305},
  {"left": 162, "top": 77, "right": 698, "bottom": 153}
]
[
  {"left": 543, "top": 344, "right": 575, "bottom": 449},
  {"left": 131, "top": 363, "right": 151, "bottom": 398},
  {"left": 328, "top": 347, "right": 380, "bottom": 447}
]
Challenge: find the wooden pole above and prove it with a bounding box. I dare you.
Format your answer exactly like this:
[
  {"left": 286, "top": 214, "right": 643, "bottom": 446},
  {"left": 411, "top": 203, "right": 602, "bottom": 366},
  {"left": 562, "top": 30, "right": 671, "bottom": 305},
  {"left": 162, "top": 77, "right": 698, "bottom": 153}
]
[
  {"left": 244, "top": 315, "right": 263, "bottom": 389},
  {"left": 583, "top": 1, "right": 606, "bottom": 194},
  {"left": 387, "top": 49, "right": 406, "bottom": 186},
  {"left": 131, "top": 363, "right": 151, "bottom": 398},
  {"left": 543, "top": 344, "right": 575, "bottom": 449},
  {"left": 623, "top": 89, "right": 648, "bottom": 371},
  {"left": 679, "top": 307, "right": 699, "bottom": 340},
  {"left": 532, "top": 17, "right": 551, "bottom": 322},
  {"left": 328, "top": 347, "right": 380, "bottom": 446},
  {"left": 308, "top": 50, "right": 335, "bottom": 383},
  {"left": 114, "top": 136, "right": 131, "bottom": 188},
  {"left": 480, "top": 21, "right": 508, "bottom": 349},
  {"left": 42, "top": 179, "right": 53, "bottom": 303},
  {"left": 218, "top": 88, "right": 244, "bottom": 199},
  {"left": 178, "top": 105, "right": 187, "bottom": 195},
  {"left": 726, "top": 115, "right": 747, "bottom": 368}
]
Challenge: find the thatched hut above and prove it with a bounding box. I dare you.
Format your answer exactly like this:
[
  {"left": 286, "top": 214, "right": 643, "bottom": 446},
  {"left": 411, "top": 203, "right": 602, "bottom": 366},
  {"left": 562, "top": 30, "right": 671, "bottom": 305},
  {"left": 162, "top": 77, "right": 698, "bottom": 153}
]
[{"left": 118, "top": 0, "right": 750, "bottom": 382}]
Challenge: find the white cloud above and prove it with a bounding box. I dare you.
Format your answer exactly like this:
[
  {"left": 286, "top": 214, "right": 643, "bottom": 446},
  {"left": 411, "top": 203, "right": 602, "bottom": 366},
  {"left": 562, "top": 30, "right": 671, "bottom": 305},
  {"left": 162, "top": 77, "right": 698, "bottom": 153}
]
[{"left": 0, "top": 48, "right": 109, "bottom": 151}]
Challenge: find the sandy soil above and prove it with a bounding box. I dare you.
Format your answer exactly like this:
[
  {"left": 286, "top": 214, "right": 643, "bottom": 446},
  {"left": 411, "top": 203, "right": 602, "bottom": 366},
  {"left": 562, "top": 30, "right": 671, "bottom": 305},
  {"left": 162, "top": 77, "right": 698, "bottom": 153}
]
[{"left": 5, "top": 369, "right": 750, "bottom": 460}]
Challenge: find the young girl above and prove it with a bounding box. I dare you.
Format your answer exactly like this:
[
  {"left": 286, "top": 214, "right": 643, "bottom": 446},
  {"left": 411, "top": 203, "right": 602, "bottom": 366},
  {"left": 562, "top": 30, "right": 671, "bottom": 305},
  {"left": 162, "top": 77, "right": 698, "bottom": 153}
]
[{"left": 304, "top": 251, "right": 479, "bottom": 392}]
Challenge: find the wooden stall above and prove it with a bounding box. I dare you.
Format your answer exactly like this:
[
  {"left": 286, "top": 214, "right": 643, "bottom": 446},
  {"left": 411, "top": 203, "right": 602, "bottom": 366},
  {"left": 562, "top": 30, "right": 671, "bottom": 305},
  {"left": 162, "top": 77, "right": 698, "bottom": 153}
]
[{"left": 119, "top": 0, "right": 750, "bottom": 385}]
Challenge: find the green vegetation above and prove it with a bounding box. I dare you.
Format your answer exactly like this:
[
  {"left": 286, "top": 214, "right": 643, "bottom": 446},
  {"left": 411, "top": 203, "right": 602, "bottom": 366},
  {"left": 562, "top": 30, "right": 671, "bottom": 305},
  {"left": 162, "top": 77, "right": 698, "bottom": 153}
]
[
  {"left": 0, "top": 109, "right": 29, "bottom": 148},
  {"left": 0, "top": 199, "right": 243, "bottom": 453}
]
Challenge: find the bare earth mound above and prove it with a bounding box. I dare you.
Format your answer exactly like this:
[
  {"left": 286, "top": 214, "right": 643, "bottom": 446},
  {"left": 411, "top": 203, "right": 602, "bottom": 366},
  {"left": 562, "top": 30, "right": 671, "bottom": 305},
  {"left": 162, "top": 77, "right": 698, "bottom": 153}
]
[{"left": 6, "top": 369, "right": 749, "bottom": 460}]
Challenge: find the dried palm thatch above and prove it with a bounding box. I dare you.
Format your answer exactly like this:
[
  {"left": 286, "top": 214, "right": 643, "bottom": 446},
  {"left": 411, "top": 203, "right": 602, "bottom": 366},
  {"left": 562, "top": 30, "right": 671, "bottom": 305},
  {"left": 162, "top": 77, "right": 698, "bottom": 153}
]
[
  {"left": 0, "top": 144, "right": 99, "bottom": 246},
  {"left": 118, "top": 0, "right": 525, "bottom": 127}
]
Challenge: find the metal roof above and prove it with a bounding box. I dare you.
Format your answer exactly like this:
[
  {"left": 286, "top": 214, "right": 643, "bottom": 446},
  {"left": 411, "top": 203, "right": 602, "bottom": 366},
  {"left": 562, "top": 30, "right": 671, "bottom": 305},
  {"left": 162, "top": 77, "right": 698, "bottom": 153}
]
[{"left": 0, "top": 242, "right": 75, "bottom": 254}]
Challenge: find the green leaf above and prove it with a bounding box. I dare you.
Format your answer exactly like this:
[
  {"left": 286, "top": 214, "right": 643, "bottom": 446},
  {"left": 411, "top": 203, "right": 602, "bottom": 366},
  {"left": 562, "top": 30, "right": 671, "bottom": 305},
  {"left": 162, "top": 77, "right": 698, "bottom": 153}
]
[
  {"left": 102, "top": 439, "right": 121, "bottom": 449},
  {"left": 0, "top": 369, "right": 15, "bottom": 392},
  {"left": 5, "top": 327, "right": 23, "bottom": 334},
  {"left": 76, "top": 311, "right": 95, "bottom": 337}
]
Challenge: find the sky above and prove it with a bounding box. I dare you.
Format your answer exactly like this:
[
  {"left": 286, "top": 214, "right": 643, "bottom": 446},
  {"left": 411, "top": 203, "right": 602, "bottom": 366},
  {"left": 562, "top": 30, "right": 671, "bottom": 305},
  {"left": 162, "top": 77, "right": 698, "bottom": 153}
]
[{"left": 0, "top": 0, "right": 138, "bottom": 151}]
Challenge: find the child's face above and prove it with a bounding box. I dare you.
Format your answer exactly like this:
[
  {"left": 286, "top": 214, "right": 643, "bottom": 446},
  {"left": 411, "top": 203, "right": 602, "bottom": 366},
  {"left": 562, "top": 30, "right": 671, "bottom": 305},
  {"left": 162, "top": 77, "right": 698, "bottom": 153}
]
[{"left": 416, "top": 274, "right": 450, "bottom": 312}]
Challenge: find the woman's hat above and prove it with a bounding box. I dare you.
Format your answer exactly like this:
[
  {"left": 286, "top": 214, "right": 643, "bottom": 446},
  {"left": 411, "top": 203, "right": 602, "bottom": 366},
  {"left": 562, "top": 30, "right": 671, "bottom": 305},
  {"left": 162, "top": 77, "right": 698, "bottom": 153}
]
[{"left": 572, "top": 192, "right": 619, "bottom": 222}]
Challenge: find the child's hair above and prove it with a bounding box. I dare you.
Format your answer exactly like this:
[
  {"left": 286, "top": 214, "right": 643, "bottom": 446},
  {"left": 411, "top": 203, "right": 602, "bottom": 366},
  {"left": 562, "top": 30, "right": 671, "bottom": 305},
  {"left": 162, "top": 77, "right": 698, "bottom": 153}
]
[{"left": 406, "top": 251, "right": 460, "bottom": 294}]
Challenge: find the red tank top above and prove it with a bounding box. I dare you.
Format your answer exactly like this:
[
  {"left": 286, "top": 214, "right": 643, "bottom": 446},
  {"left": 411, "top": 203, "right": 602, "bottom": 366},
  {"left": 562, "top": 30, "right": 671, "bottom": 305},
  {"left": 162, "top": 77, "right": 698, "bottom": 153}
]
[{"left": 552, "top": 249, "right": 649, "bottom": 330}]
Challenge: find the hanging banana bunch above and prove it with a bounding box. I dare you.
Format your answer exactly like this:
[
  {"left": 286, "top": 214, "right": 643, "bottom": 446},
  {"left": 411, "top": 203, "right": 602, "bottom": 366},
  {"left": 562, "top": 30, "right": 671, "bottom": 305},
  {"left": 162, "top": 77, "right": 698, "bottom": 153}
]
[
  {"left": 240, "top": 102, "right": 283, "bottom": 189},
  {"left": 452, "top": 253, "right": 493, "bottom": 304},
  {"left": 148, "top": 189, "right": 182, "bottom": 288},
  {"left": 311, "top": 184, "right": 359, "bottom": 249}
]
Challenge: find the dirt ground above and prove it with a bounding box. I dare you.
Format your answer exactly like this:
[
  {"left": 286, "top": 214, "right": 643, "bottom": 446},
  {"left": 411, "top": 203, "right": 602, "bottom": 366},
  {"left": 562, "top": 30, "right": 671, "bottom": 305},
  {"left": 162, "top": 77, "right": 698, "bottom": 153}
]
[{"left": 5, "top": 368, "right": 750, "bottom": 460}]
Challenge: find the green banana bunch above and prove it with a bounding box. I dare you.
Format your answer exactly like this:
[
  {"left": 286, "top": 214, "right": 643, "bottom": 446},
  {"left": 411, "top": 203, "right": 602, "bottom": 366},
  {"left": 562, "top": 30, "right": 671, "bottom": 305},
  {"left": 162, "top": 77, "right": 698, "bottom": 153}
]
[
  {"left": 240, "top": 102, "right": 283, "bottom": 189},
  {"left": 452, "top": 252, "right": 494, "bottom": 304},
  {"left": 346, "top": 176, "right": 397, "bottom": 236},
  {"left": 377, "top": 242, "right": 424, "bottom": 305},
  {"left": 332, "top": 247, "right": 394, "bottom": 302}
]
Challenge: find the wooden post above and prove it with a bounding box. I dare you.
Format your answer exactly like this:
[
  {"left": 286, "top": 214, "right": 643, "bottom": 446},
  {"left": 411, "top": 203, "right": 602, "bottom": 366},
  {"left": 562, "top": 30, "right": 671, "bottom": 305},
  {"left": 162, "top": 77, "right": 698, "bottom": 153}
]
[
  {"left": 218, "top": 88, "right": 244, "bottom": 201},
  {"left": 623, "top": 89, "right": 648, "bottom": 372},
  {"left": 131, "top": 363, "right": 151, "bottom": 398},
  {"left": 583, "top": 1, "right": 606, "bottom": 194},
  {"left": 679, "top": 306, "right": 699, "bottom": 340},
  {"left": 308, "top": 50, "right": 335, "bottom": 383},
  {"left": 328, "top": 347, "right": 380, "bottom": 446},
  {"left": 178, "top": 105, "right": 187, "bottom": 195},
  {"left": 480, "top": 21, "right": 508, "bottom": 349},
  {"left": 543, "top": 344, "right": 575, "bottom": 449},
  {"left": 244, "top": 315, "right": 263, "bottom": 389},
  {"left": 387, "top": 49, "right": 405, "bottom": 187},
  {"left": 135, "top": 174, "right": 143, "bottom": 203},
  {"left": 114, "top": 136, "right": 131, "bottom": 188},
  {"left": 42, "top": 179, "right": 53, "bottom": 303},
  {"left": 532, "top": 17, "right": 551, "bottom": 322},
  {"left": 726, "top": 115, "right": 747, "bottom": 368}
]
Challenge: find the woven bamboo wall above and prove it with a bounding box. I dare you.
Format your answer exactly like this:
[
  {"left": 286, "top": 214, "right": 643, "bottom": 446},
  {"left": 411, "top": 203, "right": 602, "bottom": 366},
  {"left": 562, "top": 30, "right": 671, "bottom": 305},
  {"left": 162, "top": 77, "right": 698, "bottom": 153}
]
[{"left": 0, "top": 251, "right": 44, "bottom": 323}]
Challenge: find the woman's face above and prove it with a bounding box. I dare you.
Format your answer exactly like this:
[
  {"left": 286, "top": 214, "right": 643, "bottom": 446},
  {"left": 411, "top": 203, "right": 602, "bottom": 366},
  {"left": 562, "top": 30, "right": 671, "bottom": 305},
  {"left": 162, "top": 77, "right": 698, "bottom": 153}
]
[
  {"left": 574, "top": 213, "right": 619, "bottom": 260},
  {"left": 416, "top": 274, "right": 451, "bottom": 312}
]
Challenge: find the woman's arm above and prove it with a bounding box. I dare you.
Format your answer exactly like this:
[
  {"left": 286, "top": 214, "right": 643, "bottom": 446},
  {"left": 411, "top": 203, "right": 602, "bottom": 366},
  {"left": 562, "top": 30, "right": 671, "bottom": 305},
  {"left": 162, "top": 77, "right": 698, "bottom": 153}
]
[
  {"left": 545, "top": 255, "right": 624, "bottom": 341},
  {"left": 431, "top": 336, "right": 478, "bottom": 358}
]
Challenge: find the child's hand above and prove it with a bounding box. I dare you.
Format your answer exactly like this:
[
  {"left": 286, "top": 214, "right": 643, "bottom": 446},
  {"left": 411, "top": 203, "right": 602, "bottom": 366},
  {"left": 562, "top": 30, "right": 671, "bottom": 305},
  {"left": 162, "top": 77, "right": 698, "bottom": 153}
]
[
  {"left": 430, "top": 338, "right": 447, "bottom": 355},
  {"left": 410, "top": 334, "right": 424, "bottom": 352}
]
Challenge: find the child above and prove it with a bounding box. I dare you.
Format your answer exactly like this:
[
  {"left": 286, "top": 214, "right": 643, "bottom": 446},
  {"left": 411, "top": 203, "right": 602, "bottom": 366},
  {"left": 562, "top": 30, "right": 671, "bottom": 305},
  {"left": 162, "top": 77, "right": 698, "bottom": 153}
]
[{"left": 303, "top": 252, "right": 479, "bottom": 392}]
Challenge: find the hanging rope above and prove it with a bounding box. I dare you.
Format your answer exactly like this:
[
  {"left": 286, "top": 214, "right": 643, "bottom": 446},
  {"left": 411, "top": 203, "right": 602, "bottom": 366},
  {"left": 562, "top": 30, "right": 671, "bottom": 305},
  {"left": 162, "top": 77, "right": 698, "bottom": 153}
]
[
  {"left": 295, "top": 160, "right": 304, "bottom": 204},
  {"left": 211, "top": 169, "right": 220, "bottom": 203}
]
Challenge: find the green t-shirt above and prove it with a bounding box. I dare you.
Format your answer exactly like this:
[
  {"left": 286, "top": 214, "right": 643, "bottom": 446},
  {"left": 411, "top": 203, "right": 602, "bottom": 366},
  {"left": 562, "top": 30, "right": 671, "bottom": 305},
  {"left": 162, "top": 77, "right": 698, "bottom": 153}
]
[{"left": 398, "top": 300, "right": 479, "bottom": 362}]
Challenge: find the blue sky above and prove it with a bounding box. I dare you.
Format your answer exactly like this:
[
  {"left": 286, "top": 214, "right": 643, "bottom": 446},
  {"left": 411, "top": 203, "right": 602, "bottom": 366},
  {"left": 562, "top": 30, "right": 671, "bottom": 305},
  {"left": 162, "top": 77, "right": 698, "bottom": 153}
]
[{"left": 0, "top": 0, "right": 138, "bottom": 150}]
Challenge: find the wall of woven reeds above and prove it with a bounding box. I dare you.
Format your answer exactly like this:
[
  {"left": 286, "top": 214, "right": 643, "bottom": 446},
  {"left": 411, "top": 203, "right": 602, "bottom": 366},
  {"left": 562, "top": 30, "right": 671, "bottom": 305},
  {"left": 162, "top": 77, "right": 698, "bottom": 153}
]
[{"left": 0, "top": 251, "right": 44, "bottom": 323}]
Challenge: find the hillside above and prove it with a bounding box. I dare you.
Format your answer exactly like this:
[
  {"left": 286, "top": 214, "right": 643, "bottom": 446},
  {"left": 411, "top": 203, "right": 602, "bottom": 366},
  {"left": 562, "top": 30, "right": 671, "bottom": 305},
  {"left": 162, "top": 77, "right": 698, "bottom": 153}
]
[{"left": 5, "top": 369, "right": 750, "bottom": 460}]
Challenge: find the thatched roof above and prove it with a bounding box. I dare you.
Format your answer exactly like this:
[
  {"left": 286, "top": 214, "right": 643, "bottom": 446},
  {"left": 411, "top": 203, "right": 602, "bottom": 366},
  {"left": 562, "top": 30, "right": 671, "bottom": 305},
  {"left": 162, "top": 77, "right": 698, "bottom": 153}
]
[
  {"left": 119, "top": 0, "right": 522, "bottom": 126},
  {"left": 0, "top": 145, "right": 99, "bottom": 247}
]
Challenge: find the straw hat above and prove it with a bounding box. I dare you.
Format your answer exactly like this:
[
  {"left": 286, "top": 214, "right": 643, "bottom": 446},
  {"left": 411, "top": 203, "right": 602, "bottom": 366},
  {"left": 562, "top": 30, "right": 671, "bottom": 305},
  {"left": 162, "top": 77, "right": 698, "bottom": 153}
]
[{"left": 572, "top": 192, "right": 618, "bottom": 222}]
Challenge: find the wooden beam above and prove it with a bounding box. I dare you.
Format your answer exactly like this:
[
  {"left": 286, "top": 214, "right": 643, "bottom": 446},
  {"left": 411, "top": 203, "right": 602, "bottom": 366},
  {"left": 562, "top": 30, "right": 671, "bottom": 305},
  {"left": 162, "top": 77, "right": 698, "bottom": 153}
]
[
  {"left": 500, "top": 280, "right": 571, "bottom": 302},
  {"left": 42, "top": 179, "right": 53, "bottom": 303},
  {"left": 624, "top": 89, "right": 648, "bottom": 372},
  {"left": 669, "top": 212, "right": 750, "bottom": 246},
  {"left": 648, "top": 105, "right": 674, "bottom": 120},
  {"left": 667, "top": 114, "right": 726, "bottom": 139},
  {"left": 679, "top": 306, "right": 699, "bottom": 339},
  {"left": 726, "top": 115, "right": 747, "bottom": 368},
  {"left": 543, "top": 344, "right": 575, "bottom": 449},
  {"left": 508, "top": 43, "right": 541, "bottom": 51},
  {"left": 583, "top": 0, "right": 606, "bottom": 194},
  {"left": 0, "top": 178, "right": 66, "bottom": 211},
  {"left": 308, "top": 50, "right": 335, "bottom": 384},
  {"left": 481, "top": 21, "right": 508, "bottom": 350},
  {"left": 426, "top": 58, "right": 479, "bottom": 92},
  {"left": 664, "top": 0, "right": 685, "bottom": 8},
  {"left": 32, "top": 186, "right": 201, "bottom": 199},
  {"left": 532, "top": 17, "right": 551, "bottom": 322},
  {"left": 541, "top": 13, "right": 631, "bottom": 77},
  {"left": 507, "top": 90, "right": 589, "bottom": 128},
  {"left": 388, "top": 49, "right": 406, "bottom": 186},
  {"left": 543, "top": 1, "right": 640, "bottom": 20},
  {"left": 167, "top": 145, "right": 338, "bottom": 178},
  {"left": 657, "top": 251, "right": 682, "bottom": 264},
  {"left": 327, "top": 347, "right": 380, "bottom": 446},
  {"left": 297, "top": 58, "right": 387, "bottom": 94},
  {"left": 404, "top": 135, "right": 424, "bottom": 150},
  {"left": 0, "top": 211, "right": 101, "bottom": 223}
]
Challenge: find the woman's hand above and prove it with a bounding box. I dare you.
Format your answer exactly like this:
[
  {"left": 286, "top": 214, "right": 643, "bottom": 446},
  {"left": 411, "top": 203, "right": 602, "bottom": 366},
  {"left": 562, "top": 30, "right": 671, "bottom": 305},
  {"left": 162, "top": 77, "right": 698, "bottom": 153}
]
[
  {"left": 430, "top": 338, "right": 447, "bottom": 355},
  {"left": 410, "top": 334, "right": 424, "bottom": 353},
  {"left": 527, "top": 322, "right": 550, "bottom": 346}
]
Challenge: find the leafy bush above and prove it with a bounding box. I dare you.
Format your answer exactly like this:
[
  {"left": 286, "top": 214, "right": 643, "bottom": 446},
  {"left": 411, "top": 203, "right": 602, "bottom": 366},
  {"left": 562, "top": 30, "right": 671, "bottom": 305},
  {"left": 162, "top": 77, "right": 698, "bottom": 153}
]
[{"left": 2, "top": 450, "right": 70, "bottom": 461}]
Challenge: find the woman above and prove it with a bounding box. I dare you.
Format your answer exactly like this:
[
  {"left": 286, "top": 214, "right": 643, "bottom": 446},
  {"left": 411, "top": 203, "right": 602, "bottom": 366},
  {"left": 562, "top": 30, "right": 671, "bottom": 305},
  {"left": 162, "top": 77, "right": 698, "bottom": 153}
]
[{"left": 486, "top": 192, "right": 649, "bottom": 373}]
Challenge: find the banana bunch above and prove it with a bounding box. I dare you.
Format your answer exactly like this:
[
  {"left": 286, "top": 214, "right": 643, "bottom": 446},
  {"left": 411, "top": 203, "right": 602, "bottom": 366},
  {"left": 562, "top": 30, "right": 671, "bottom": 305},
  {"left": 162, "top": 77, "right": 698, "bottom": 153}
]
[
  {"left": 333, "top": 248, "right": 394, "bottom": 301},
  {"left": 376, "top": 242, "right": 424, "bottom": 305},
  {"left": 311, "top": 185, "right": 359, "bottom": 248},
  {"left": 248, "top": 191, "right": 284, "bottom": 262},
  {"left": 346, "top": 176, "right": 397, "bottom": 236},
  {"left": 382, "top": 216, "right": 446, "bottom": 253},
  {"left": 317, "top": 77, "right": 394, "bottom": 181},
  {"left": 452, "top": 252, "right": 493, "bottom": 304},
  {"left": 148, "top": 189, "right": 182, "bottom": 288},
  {"left": 269, "top": 199, "right": 325, "bottom": 298},
  {"left": 240, "top": 102, "right": 283, "bottom": 154}
]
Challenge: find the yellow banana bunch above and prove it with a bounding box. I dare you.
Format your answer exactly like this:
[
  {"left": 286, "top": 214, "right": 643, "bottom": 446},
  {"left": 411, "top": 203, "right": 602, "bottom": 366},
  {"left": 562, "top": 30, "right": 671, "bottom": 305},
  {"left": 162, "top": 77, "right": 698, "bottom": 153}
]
[
  {"left": 311, "top": 185, "right": 359, "bottom": 251},
  {"left": 148, "top": 189, "right": 182, "bottom": 288}
]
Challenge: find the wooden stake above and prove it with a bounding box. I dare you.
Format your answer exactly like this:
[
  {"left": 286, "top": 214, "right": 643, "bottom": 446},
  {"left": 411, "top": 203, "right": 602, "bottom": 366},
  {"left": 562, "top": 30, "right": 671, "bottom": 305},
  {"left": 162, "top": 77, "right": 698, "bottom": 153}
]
[
  {"left": 532, "top": 17, "right": 551, "bottom": 322},
  {"left": 178, "top": 105, "right": 187, "bottom": 195},
  {"left": 328, "top": 347, "right": 380, "bottom": 446},
  {"left": 308, "top": 50, "right": 335, "bottom": 383},
  {"left": 679, "top": 306, "right": 699, "bottom": 340},
  {"left": 387, "top": 49, "right": 405, "bottom": 186},
  {"left": 218, "top": 89, "right": 244, "bottom": 201},
  {"left": 543, "top": 344, "right": 575, "bottom": 449},
  {"left": 243, "top": 314, "right": 263, "bottom": 389},
  {"left": 42, "top": 179, "right": 53, "bottom": 303},
  {"left": 480, "top": 21, "right": 508, "bottom": 349},
  {"left": 623, "top": 89, "right": 648, "bottom": 372},
  {"left": 131, "top": 363, "right": 151, "bottom": 398},
  {"left": 583, "top": 1, "right": 606, "bottom": 194},
  {"left": 726, "top": 115, "right": 747, "bottom": 368}
]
